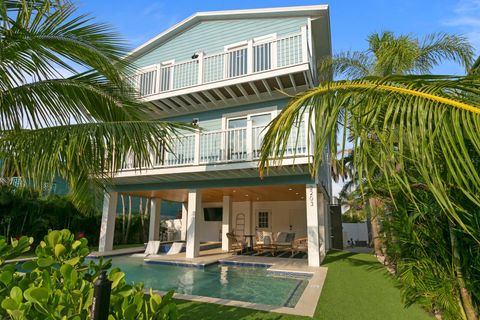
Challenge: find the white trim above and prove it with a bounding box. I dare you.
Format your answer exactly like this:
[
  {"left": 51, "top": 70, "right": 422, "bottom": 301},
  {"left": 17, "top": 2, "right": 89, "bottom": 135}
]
[
  {"left": 126, "top": 5, "right": 329, "bottom": 59},
  {"left": 161, "top": 59, "right": 175, "bottom": 66},
  {"left": 253, "top": 33, "right": 277, "bottom": 44},
  {"left": 113, "top": 156, "right": 312, "bottom": 180},
  {"left": 221, "top": 108, "right": 277, "bottom": 130},
  {"left": 224, "top": 40, "right": 248, "bottom": 51}
]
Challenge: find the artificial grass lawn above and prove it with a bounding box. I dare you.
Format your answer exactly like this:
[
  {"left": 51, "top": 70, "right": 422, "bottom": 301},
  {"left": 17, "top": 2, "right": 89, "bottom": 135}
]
[{"left": 175, "top": 250, "right": 433, "bottom": 320}]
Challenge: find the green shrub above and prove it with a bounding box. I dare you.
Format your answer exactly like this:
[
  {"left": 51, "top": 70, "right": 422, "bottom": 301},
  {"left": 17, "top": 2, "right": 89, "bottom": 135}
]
[{"left": 0, "top": 230, "right": 177, "bottom": 319}]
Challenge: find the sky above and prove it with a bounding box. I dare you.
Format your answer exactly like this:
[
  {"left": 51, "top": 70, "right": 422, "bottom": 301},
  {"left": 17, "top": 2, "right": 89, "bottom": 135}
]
[
  {"left": 76, "top": 0, "right": 480, "bottom": 75},
  {"left": 74, "top": 0, "right": 480, "bottom": 197}
]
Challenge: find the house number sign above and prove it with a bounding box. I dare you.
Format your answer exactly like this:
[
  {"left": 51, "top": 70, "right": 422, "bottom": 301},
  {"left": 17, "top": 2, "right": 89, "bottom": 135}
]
[{"left": 308, "top": 187, "right": 315, "bottom": 207}]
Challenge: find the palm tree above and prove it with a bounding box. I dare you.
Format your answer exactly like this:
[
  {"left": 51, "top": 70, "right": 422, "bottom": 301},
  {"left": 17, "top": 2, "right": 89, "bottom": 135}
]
[
  {"left": 327, "top": 31, "right": 473, "bottom": 78},
  {"left": 259, "top": 75, "right": 480, "bottom": 319},
  {"left": 0, "top": 1, "right": 188, "bottom": 210},
  {"left": 319, "top": 31, "right": 474, "bottom": 256},
  {"left": 471, "top": 56, "right": 480, "bottom": 74}
]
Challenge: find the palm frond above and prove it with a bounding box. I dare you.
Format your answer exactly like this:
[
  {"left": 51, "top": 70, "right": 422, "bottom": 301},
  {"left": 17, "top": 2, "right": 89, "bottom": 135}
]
[
  {"left": 0, "top": 120, "right": 191, "bottom": 211},
  {"left": 259, "top": 75, "right": 480, "bottom": 232},
  {"left": 416, "top": 33, "right": 474, "bottom": 73},
  {"left": 321, "top": 51, "right": 372, "bottom": 79}
]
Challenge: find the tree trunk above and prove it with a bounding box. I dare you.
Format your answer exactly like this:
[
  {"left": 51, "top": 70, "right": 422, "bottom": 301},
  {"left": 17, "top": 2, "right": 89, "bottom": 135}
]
[
  {"left": 121, "top": 194, "right": 126, "bottom": 244},
  {"left": 145, "top": 198, "right": 151, "bottom": 241},
  {"left": 139, "top": 197, "right": 145, "bottom": 243},
  {"left": 368, "top": 197, "right": 383, "bottom": 256},
  {"left": 125, "top": 195, "right": 132, "bottom": 244},
  {"left": 449, "top": 223, "right": 478, "bottom": 320}
]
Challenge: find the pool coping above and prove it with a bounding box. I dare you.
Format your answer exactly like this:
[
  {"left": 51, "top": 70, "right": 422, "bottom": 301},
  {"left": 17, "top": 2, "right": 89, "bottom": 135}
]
[{"left": 145, "top": 256, "right": 327, "bottom": 317}]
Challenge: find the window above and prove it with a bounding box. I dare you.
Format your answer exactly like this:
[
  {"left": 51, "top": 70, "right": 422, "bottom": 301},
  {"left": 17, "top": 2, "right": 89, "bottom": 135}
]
[{"left": 258, "top": 211, "right": 269, "bottom": 228}]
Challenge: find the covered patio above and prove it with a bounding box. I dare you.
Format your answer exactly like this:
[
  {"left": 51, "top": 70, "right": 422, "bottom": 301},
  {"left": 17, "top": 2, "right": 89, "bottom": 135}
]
[{"left": 98, "top": 181, "right": 331, "bottom": 267}]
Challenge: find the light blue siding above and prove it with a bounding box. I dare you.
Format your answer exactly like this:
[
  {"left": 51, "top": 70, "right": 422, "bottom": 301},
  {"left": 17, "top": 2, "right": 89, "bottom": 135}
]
[
  {"left": 133, "top": 18, "right": 308, "bottom": 68},
  {"left": 164, "top": 98, "right": 290, "bottom": 131}
]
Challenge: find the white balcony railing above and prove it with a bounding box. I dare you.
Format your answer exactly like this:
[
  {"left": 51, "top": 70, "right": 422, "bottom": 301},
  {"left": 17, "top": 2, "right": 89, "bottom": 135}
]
[
  {"left": 133, "top": 28, "right": 309, "bottom": 98},
  {"left": 121, "top": 120, "right": 310, "bottom": 170}
]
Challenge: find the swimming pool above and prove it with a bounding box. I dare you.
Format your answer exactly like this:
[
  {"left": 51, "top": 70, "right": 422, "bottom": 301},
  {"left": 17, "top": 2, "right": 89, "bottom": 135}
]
[{"left": 108, "top": 256, "right": 310, "bottom": 308}]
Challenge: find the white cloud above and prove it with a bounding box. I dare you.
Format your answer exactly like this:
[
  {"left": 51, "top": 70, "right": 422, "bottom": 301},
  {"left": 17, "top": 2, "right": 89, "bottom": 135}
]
[{"left": 444, "top": 0, "right": 480, "bottom": 50}]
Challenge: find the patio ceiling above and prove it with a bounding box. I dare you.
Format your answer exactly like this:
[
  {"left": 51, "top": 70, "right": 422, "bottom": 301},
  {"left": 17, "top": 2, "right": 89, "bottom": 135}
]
[{"left": 122, "top": 184, "right": 306, "bottom": 203}]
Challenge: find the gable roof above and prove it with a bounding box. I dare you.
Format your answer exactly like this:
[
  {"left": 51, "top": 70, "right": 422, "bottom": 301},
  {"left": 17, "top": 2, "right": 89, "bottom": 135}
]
[{"left": 127, "top": 4, "right": 330, "bottom": 60}]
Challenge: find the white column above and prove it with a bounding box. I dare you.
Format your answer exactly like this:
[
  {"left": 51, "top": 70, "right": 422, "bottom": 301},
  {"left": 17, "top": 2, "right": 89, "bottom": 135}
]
[
  {"left": 186, "top": 189, "right": 201, "bottom": 258},
  {"left": 194, "top": 129, "right": 200, "bottom": 165},
  {"left": 99, "top": 192, "right": 118, "bottom": 252},
  {"left": 149, "top": 198, "right": 161, "bottom": 241},
  {"left": 197, "top": 51, "right": 204, "bottom": 85},
  {"left": 222, "top": 196, "right": 232, "bottom": 251},
  {"left": 247, "top": 40, "right": 254, "bottom": 74},
  {"left": 181, "top": 202, "right": 188, "bottom": 241}
]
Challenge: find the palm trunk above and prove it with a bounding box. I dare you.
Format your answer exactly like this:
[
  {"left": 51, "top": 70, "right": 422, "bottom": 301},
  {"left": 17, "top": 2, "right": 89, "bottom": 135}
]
[
  {"left": 449, "top": 223, "right": 478, "bottom": 320},
  {"left": 145, "top": 198, "right": 151, "bottom": 241},
  {"left": 121, "top": 194, "right": 126, "bottom": 244},
  {"left": 6, "top": 217, "right": 11, "bottom": 244},
  {"left": 139, "top": 197, "right": 145, "bottom": 243},
  {"left": 125, "top": 195, "right": 132, "bottom": 243},
  {"left": 368, "top": 197, "right": 383, "bottom": 256}
]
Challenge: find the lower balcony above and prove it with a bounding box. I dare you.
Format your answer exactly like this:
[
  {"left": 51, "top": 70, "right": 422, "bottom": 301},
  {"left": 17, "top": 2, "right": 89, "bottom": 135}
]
[{"left": 120, "top": 119, "right": 312, "bottom": 176}]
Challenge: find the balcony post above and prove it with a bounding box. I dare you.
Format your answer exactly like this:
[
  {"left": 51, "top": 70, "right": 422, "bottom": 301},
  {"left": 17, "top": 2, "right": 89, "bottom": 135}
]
[
  {"left": 247, "top": 40, "right": 254, "bottom": 74},
  {"left": 155, "top": 64, "right": 161, "bottom": 94},
  {"left": 246, "top": 119, "right": 253, "bottom": 160},
  {"left": 301, "top": 26, "right": 309, "bottom": 63},
  {"left": 194, "top": 129, "right": 201, "bottom": 165},
  {"left": 197, "top": 52, "right": 204, "bottom": 85}
]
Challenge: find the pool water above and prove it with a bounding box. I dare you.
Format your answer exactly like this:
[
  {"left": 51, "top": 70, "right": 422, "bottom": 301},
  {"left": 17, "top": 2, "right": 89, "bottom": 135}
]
[{"left": 108, "top": 256, "right": 310, "bottom": 307}]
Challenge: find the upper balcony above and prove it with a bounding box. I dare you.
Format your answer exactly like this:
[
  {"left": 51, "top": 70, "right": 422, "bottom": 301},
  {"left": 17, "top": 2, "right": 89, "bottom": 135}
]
[{"left": 132, "top": 27, "right": 315, "bottom": 117}]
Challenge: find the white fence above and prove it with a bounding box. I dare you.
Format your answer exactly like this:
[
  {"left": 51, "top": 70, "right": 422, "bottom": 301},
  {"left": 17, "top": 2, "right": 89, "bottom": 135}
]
[{"left": 122, "top": 119, "right": 310, "bottom": 170}]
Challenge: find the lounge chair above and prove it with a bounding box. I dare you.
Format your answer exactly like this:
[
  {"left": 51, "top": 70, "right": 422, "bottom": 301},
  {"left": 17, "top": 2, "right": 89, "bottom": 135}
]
[
  {"left": 131, "top": 240, "right": 161, "bottom": 257},
  {"left": 166, "top": 242, "right": 184, "bottom": 255},
  {"left": 226, "top": 232, "right": 246, "bottom": 254}
]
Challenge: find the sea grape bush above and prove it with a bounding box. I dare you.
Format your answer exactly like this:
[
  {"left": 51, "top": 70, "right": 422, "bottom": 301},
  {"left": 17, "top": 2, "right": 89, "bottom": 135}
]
[{"left": 0, "top": 230, "right": 177, "bottom": 319}]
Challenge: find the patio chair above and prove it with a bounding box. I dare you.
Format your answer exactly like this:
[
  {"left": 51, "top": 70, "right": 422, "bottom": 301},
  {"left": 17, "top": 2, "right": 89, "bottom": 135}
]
[
  {"left": 226, "top": 232, "right": 246, "bottom": 254},
  {"left": 274, "top": 232, "right": 296, "bottom": 253},
  {"left": 291, "top": 237, "right": 308, "bottom": 256},
  {"left": 255, "top": 234, "right": 277, "bottom": 256}
]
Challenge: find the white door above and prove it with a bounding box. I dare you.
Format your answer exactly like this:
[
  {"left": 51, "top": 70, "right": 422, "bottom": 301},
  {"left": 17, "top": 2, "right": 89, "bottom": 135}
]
[{"left": 289, "top": 209, "right": 307, "bottom": 238}]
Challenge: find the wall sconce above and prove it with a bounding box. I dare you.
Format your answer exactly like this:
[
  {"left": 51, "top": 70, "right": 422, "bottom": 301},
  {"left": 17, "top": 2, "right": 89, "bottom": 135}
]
[{"left": 191, "top": 53, "right": 199, "bottom": 59}]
